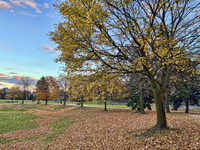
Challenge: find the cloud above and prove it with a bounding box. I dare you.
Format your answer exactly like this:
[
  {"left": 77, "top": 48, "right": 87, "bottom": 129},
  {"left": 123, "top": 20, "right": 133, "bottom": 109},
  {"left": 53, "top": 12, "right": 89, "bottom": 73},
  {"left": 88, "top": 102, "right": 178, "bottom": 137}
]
[
  {"left": 46, "top": 12, "right": 54, "bottom": 18},
  {"left": 20, "top": 10, "right": 37, "bottom": 17},
  {"left": 0, "top": 75, "right": 38, "bottom": 89},
  {"left": 10, "top": 9, "right": 14, "bottom": 12},
  {"left": 6, "top": 49, "right": 12, "bottom": 52},
  {"left": 44, "top": 3, "right": 49, "bottom": 8},
  {"left": 9, "top": 72, "right": 17, "bottom": 74},
  {"left": 10, "top": 0, "right": 41, "bottom": 14},
  {"left": 0, "top": 1, "right": 12, "bottom": 9},
  {"left": 0, "top": 82, "right": 15, "bottom": 89},
  {"left": 10, "top": 0, "right": 25, "bottom": 7},
  {"left": 5, "top": 68, "right": 13, "bottom": 70},
  {"left": 0, "top": 73, "right": 7, "bottom": 76},
  {"left": 42, "top": 44, "right": 59, "bottom": 55},
  {"left": 13, "top": 75, "right": 38, "bottom": 83}
]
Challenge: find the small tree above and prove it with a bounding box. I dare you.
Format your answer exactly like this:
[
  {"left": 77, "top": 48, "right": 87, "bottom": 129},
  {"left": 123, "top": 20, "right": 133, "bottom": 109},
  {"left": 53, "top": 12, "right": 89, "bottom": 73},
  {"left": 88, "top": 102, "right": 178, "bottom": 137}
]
[
  {"left": 68, "top": 74, "right": 89, "bottom": 107},
  {"left": 0, "top": 89, "right": 3, "bottom": 99},
  {"left": 17, "top": 77, "right": 32, "bottom": 104},
  {"left": 35, "top": 76, "right": 59, "bottom": 105},
  {"left": 57, "top": 74, "right": 69, "bottom": 106},
  {"left": 6, "top": 87, "right": 22, "bottom": 103}
]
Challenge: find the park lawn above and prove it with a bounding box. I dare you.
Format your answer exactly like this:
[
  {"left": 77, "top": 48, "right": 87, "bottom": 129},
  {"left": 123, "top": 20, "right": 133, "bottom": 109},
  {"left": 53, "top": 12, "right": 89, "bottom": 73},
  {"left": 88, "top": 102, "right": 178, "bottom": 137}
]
[{"left": 0, "top": 103, "right": 199, "bottom": 149}]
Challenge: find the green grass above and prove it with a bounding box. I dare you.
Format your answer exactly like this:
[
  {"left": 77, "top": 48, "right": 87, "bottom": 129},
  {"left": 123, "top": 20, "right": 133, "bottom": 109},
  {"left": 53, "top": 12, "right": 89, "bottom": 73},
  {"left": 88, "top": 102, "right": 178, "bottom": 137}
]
[
  {"left": 0, "top": 112, "right": 44, "bottom": 134},
  {"left": 42, "top": 117, "right": 74, "bottom": 143}
]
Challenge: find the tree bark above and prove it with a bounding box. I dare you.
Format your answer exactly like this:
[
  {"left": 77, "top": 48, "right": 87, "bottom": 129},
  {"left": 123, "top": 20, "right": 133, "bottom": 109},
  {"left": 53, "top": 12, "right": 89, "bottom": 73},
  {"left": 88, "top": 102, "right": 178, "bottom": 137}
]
[
  {"left": 150, "top": 79, "right": 167, "bottom": 129},
  {"left": 81, "top": 95, "right": 83, "bottom": 107},
  {"left": 165, "top": 86, "right": 170, "bottom": 113},
  {"left": 185, "top": 99, "right": 189, "bottom": 113},
  {"left": 104, "top": 101, "right": 107, "bottom": 111},
  {"left": 63, "top": 96, "right": 66, "bottom": 106},
  {"left": 22, "top": 90, "right": 25, "bottom": 104},
  {"left": 140, "top": 87, "right": 145, "bottom": 114},
  {"left": 37, "top": 100, "right": 40, "bottom": 104}
]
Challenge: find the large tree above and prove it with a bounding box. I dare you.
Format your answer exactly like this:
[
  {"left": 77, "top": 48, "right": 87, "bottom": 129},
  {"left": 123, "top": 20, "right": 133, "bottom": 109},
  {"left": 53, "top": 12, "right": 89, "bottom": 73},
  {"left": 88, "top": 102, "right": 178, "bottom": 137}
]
[{"left": 49, "top": 0, "right": 200, "bottom": 129}]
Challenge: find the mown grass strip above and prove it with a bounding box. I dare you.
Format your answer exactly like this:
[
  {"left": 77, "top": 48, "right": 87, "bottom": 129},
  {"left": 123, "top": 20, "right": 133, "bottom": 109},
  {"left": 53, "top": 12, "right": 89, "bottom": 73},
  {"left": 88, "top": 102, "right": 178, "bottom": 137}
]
[
  {"left": 42, "top": 117, "right": 74, "bottom": 143},
  {"left": 0, "top": 112, "right": 44, "bottom": 134}
]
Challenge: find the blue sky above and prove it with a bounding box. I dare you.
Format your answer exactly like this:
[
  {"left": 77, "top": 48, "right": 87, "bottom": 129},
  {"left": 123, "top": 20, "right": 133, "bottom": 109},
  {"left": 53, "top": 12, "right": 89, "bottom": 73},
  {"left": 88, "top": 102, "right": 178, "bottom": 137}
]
[{"left": 0, "top": 0, "right": 63, "bottom": 88}]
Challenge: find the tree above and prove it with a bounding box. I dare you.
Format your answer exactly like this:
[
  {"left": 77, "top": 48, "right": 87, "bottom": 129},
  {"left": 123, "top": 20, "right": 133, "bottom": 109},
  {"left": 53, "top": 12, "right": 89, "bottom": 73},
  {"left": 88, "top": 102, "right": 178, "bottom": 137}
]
[
  {"left": 68, "top": 74, "right": 90, "bottom": 107},
  {"left": 0, "top": 89, "right": 3, "bottom": 99},
  {"left": 35, "top": 76, "right": 59, "bottom": 105},
  {"left": 17, "top": 76, "right": 33, "bottom": 104},
  {"left": 6, "top": 87, "right": 22, "bottom": 103},
  {"left": 57, "top": 74, "right": 69, "bottom": 105},
  {"left": 88, "top": 72, "right": 127, "bottom": 111},
  {"left": 171, "top": 73, "right": 200, "bottom": 113},
  {"left": 49, "top": 0, "right": 200, "bottom": 129}
]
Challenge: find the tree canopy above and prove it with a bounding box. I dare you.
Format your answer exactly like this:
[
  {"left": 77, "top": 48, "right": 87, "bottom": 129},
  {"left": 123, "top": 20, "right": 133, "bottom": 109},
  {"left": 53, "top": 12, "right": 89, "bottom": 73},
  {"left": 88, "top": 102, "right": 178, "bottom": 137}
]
[{"left": 49, "top": 0, "right": 200, "bottom": 129}]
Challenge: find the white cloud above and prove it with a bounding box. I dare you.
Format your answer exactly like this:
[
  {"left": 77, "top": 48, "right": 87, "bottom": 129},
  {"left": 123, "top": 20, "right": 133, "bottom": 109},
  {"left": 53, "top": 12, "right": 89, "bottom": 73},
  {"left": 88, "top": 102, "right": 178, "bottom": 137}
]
[
  {"left": 10, "top": 0, "right": 25, "bottom": 8},
  {"left": 20, "top": 10, "right": 37, "bottom": 17},
  {"left": 44, "top": 3, "right": 49, "bottom": 8},
  {"left": 10, "top": 9, "right": 14, "bottom": 13},
  {"left": 42, "top": 44, "right": 59, "bottom": 55},
  {"left": 46, "top": 12, "right": 54, "bottom": 18},
  {"left": 35, "top": 9, "right": 41, "bottom": 14},
  {"left": 0, "top": 1, "right": 12, "bottom": 9},
  {"left": 10, "top": 0, "right": 42, "bottom": 14}
]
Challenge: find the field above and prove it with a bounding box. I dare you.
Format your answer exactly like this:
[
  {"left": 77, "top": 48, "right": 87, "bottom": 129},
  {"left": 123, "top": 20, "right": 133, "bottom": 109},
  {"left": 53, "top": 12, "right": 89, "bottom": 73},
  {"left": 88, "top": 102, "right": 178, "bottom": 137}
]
[{"left": 0, "top": 103, "right": 200, "bottom": 149}]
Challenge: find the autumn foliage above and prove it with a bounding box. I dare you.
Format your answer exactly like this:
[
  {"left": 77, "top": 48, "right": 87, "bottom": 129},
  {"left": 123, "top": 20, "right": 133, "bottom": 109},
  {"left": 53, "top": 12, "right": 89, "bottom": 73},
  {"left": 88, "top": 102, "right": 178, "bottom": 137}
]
[{"left": 35, "top": 76, "right": 59, "bottom": 105}]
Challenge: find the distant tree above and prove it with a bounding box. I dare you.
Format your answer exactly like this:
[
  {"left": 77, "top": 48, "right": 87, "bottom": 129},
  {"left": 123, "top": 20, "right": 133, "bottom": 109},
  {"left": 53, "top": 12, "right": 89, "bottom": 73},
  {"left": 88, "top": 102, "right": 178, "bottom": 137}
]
[
  {"left": 0, "top": 89, "right": 3, "bottom": 99},
  {"left": 68, "top": 74, "right": 89, "bottom": 107},
  {"left": 171, "top": 73, "right": 200, "bottom": 113},
  {"left": 6, "top": 87, "right": 22, "bottom": 103},
  {"left": 17, "top": 77, "right": 33, "bottom": 104},
  {"left": 57, "top": 74, "right": 69, "bottom": 106},
  {"left": 88, "top": 72, "right": 127, "bottom": 111},
  {"left": 35, "top": 76, "right": 59, "bottom": 105}
]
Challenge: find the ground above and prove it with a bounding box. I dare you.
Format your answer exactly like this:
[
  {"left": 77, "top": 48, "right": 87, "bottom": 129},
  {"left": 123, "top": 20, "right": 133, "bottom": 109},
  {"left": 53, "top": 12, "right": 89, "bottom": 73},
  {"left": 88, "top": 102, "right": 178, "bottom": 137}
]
[{"left": 0, "top": 103, "right": 200, "bottom": 149}]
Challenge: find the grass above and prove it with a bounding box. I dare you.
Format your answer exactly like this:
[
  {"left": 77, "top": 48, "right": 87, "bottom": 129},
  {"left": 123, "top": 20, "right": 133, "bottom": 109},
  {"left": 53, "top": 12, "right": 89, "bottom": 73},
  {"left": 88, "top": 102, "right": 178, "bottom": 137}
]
[
  {"left": 42, "top": 118, "right": 75, "bottom": 143},
  {"left": 0, "top": 112, "right": 43, "bottom": 134}
]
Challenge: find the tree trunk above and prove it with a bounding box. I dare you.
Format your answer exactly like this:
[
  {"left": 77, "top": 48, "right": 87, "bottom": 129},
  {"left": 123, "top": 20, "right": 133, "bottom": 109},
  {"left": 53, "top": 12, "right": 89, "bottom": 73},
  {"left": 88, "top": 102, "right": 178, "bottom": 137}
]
[
  {"left": 63, "top": 97, "right": 66, "bottom": 106},
  {"left": 165, "top": 86, "right": 170, "bottom": 113},
  {"left": 81, "top": 95, "right": 83, "bottom": 107},
  {"left": 104, "top": 101, "right": 107, "bottom": 111},
  {"left": 12, "top": 98, "right": 14, "bottom": 103},
  {"left": 22, "top": 90, "right": 25, "bottom": 104},
  {"left": 140, "top": 87, "right": 145, "bottom": 114},
  {"left": 150, "top": 80, "right": 167, "bottom": 129},
  {"left": 45, "top": 99, "right": 48, "bottom": 105},
  {"left": 185, "top": 99, "right": 189, "bottom": 113},
  {"left": 37, "top": 100, "right": 40, "bottom": 104}
]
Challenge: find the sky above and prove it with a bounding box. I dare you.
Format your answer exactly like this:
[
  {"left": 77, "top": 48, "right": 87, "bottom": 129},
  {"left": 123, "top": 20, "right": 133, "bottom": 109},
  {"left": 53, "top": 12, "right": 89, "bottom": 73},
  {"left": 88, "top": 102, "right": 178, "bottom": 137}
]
[{"left": 0, "top": 0, "right": 64, "bottom": 89}]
